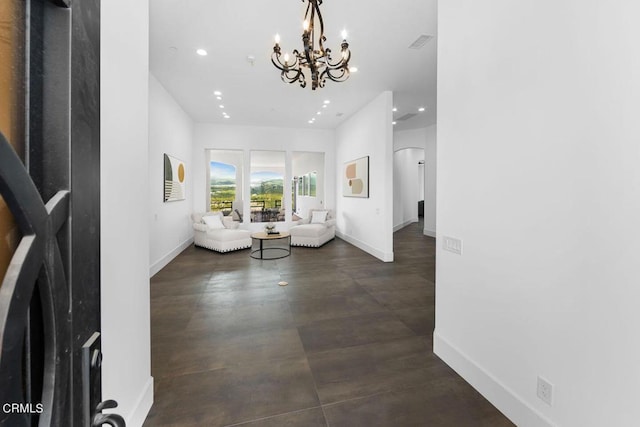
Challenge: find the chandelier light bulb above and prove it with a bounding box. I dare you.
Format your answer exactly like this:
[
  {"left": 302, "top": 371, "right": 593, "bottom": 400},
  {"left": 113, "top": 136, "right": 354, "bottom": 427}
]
[
  {"left": 303, "top": 20, "right": 310, "bottom": 31},
  {"left": 284, "top": 53, "right": 290, "bottom": 64},
  {"left": 275, "top": 34, "right": 281, "bottom": 44},
  {"left": 341, "top": 29, "right": 348, "bottom": 40}
]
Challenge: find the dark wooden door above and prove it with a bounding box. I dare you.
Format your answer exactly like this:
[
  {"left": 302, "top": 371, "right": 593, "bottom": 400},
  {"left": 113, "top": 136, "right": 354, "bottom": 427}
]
[{"left": 0, "top": 1, "right": 123, "bottom": 425}]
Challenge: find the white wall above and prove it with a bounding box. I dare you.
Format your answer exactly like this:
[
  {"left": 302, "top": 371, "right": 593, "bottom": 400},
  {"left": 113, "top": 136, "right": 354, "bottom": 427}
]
[
  {"left": 336, "top": 92, "right": 394, "bottom": 262},
  {"left": 436, "top": 2, "right": 640, "bottom": 427},
  {"left": 423, "top": 125, "right": 436, "bottom": 237},
  {"left": 393, "top": 148, "right": 423, "bottom": 230},
  {"left": 148, "top": 74, "right": 194, "bottom": 276},
  {"left": 394, "top": 126, "right": 437, "bottom": 236},
  {"left": 193, "top": 123, "right": 335, "bottom": 231},
  {"left": 101, "top": 0, "right": 153, "bottom": 425}
]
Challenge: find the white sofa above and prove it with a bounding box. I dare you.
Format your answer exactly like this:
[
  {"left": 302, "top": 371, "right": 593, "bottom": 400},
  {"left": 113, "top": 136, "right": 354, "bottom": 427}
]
[
  {"left": 289, "top": 209, "right": 336, "bottom": 247},
  {"left": 192, "top": 212, "right": 251, "bottom": 253}
]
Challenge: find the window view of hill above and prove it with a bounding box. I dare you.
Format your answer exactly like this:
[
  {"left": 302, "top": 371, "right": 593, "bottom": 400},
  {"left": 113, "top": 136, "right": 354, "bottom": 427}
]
[
  {"left": 210, "top": 161, "right": 236, "bottom": 212},
  {"left": 250, "top": 176, "right": 283, "bottom": 209}
]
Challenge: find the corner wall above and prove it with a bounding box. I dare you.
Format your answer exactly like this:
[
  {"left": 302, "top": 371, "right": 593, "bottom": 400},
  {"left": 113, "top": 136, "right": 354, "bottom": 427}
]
[
  {"left": 436, "top": 1, "right": 640, "bottom": 426},
  {"left": 101, "top": 0, "right": 153, "bottom": 425},
  {"left": 148, "top": 74, "right": 194, "bottom": 276},
  {"left": 335, "top": 92, "right": 394, "bottom": 262}
]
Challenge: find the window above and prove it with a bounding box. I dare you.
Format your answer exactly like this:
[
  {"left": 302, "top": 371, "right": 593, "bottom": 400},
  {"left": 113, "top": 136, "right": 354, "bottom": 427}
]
[
  {"left": 250, "top": 151, "right": 285, "bottom": 223},
  {"left": 208, "top": 150, "right": 243, "bottom": 216},
  {"left": 292, "top": 152, "right": 324, "bottom": 215}
]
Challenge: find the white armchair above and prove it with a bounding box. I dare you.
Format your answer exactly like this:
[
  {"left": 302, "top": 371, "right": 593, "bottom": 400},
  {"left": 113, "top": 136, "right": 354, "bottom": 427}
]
[
  {"left": 192, "top": 212, "right": 251, "bottom": 253},
  {"left": 289, "top": 209, "right": 336, "bottom": 247}
]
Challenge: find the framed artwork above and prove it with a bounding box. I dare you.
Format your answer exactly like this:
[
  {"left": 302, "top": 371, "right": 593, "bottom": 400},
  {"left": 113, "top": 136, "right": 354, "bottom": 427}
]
[
  {"left": 164, "top": 153, "right": 186, "bottom": 202},
  {"left": 343, "top": 156, "right": 369, "bottom": 198}
]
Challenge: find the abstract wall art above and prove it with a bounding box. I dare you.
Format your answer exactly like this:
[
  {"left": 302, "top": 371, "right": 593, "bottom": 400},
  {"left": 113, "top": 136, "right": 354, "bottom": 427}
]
[
  {"left": 164, "top": 153, "right": 186, "bottom": 202},
  {"left": 343, "top": 156, "right": 369, "bottom": 198}
]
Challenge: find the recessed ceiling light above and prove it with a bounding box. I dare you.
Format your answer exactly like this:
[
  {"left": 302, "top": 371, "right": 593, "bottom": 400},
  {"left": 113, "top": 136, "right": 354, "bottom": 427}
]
[
  {"left": 317, "top": 112, "right": 321, "bottom": 115},
  {"left": 323, "top": 100, "right": 331, "bottom": 104},
  {"left": 418, "top": 107, "right": 426, "bottom": 112},
  {"left": 216, "top": 96, "right": 222, "bottom": 100},
  {"left": 196, "top": 49, "right": 208, "bottom": 56},
  {"left": 322, "top": 105, "right": 327, "bottom": 109},
  {"left": 392, "top": 121, "right": 397, "bottom": 125},
  {"left": 392, "top": 107, "right": 397, "bottom": 112},
  {"left": 213, "top": 91, "right": 222, "bottom": 96},
  {"left": 224, "top": 116, "right": 230, "bottom": 119},
  {"left": 219, "top": 105, "right": 225, "bottom": 109},
  {"left": 349, "top": 66, "right": 358, "bottom": 72},
  {"left": 308, "top": 120, "right": 314, "bottom": 124}
]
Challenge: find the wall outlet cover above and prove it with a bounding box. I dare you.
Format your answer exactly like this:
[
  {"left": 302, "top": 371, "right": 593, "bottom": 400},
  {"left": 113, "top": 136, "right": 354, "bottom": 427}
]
[
  {"left": 537, "top": 376, "right": 554, "bottom": 406},
  {"left": 443, "top": 236, "right": 462, "bottom": 255}
]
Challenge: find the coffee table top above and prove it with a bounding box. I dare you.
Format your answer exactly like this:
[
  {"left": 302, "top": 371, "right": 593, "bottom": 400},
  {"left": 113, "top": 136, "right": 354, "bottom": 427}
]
[{"left": 251, "top": 231, "right": 290, "bottom": 240}]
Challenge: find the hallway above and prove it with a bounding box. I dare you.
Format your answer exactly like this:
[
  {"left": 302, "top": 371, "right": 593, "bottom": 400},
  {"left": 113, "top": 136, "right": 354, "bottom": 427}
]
[{"left": 144, "top": 221, "right": 512, "bottom": 426}]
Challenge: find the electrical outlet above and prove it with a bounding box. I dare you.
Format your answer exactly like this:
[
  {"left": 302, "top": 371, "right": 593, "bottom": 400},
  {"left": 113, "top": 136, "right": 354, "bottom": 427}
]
[
  {"left": 537, "top": 376, "right": 554, "bottom": 406},
  {"left": 443, "top": 236, "right": 462, "bottom": 255}
]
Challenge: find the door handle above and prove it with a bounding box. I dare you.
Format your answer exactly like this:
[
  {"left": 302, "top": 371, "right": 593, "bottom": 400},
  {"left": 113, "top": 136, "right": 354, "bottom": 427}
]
[{"left": 92, "top": 400, "right": 126, "bottom": 427}]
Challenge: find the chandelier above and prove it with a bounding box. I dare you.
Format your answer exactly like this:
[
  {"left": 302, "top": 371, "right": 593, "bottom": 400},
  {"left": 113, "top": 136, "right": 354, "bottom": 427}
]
[{"left": 272, "top": 0, "right": 352, "bottom": 90}]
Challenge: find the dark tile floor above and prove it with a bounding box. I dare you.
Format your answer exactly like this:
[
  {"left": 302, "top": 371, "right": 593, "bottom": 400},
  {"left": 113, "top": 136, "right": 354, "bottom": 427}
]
[{"left": 144, "top": 221, "right": 514, "bottom": 427}]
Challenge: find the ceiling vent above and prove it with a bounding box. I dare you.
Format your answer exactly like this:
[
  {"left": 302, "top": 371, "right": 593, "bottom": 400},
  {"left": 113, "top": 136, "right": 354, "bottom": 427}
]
[
  {"left": 408, "top": 34, "right": 433, "bottom": 50},
  {"left": 396, "top": 113, "right": 417, "bottom": 122}
]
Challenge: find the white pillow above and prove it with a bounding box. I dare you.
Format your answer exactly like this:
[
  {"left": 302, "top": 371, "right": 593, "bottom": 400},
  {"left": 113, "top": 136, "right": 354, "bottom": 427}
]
[
  {"left": 202, "top": 214, "right": 225, "bottom": 230},
  {"left": 222, "top": 217, "right": 240, "bottom": 229},
  {"left": 311, "top": 210, "right": 328, "bottom": 224}
]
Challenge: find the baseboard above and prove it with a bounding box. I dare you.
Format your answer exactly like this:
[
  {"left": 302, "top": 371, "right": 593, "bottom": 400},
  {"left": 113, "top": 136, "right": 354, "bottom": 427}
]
[
  {"left": 124, "top": 376, "right": 154, "bottom": 427},
  {"left": 149, "top": 237, "right": 193, "bottom": 277},
  {"left": 336, "top": 231, "right": 394, "bottom": 262},
  {"left": 423, "top": 228, "right": 436, "bottom": 237},
  {"left": 433, "top": 332, "right": 555, "bottom": 427},
  {"left": 393, "top": 218, "right": 418, "bottom": 232}
]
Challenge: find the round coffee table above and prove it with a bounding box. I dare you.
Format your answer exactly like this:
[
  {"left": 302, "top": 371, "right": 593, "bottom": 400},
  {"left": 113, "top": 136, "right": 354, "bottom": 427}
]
[{"left": 250, "top": 231, "right": 291, "bottom": 260}]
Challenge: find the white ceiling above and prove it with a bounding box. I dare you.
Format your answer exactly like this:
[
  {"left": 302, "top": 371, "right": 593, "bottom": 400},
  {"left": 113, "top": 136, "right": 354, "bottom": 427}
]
[{"left": 149, "top": 0, "right": 437, "bottom": 131}]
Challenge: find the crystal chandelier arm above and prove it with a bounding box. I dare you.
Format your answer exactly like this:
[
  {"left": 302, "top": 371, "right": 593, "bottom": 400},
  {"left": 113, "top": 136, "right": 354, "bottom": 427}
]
[
  {"left": 321, "top": 66, "right": 349, "bottom": 83},
  {"left": 310, "top": 0, "right": 326, "bottom": 54},
  {"left": 281, "top": 68, "right": 307, "bottom": 88},
  {"left": 325, "top": 42, "right": 350, "bottom": 69},
  {"left": 271, "top": 46, "right": 299, "bottom": 71}
]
